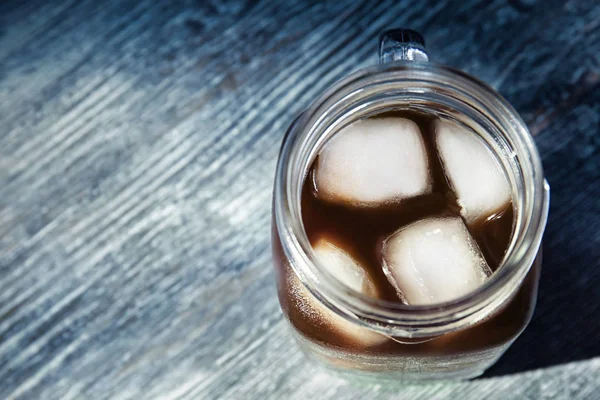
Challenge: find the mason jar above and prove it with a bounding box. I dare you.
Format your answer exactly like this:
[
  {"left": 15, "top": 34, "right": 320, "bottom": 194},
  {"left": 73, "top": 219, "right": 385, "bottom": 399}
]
[{"left": 272, "top": 29, "right": 550, "bottom": 381}]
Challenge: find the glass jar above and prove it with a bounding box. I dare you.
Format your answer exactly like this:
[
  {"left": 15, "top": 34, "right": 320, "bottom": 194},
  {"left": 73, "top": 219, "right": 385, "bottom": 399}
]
[{"left": 272, "top": 29, "right": 550, "bottom": 381}]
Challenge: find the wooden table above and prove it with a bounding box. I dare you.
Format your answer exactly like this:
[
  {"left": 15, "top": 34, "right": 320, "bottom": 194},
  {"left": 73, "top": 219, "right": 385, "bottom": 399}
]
[{"left": 1, "top": 0, "right": 599, "bottom": 398}]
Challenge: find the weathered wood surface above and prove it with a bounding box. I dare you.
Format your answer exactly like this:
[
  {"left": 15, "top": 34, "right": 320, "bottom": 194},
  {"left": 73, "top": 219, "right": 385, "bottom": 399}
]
[{"left": 0, "top": 0, "right": 599, "bottom": 398}]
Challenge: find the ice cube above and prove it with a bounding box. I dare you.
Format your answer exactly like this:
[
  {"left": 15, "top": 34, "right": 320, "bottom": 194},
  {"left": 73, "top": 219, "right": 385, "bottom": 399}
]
[
  {"left": 382, "top": 217, "right": 491, "bottom": 305},
  {"left": 435, "top": 120, "right": 512, "bottom": 223},
  {"left": 312, "top": 238, "right": 378, "bottom": 297},
  {"left": 287, "top": 238, "right": 386, "bottom": 346},
  {"left": 314, "top": 117, "right": 431, "bottom": 206}
]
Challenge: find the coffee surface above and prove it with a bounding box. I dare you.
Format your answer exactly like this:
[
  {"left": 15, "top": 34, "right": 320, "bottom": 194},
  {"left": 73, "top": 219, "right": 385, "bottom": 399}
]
[{"left": 302, "top": 111, "right": 514, "bottom": 303}]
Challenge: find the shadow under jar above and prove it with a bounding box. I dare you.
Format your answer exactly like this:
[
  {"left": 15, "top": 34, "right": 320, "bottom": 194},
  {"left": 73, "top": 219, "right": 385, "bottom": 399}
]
[{"left": 272, "top": 29, "right": 549, "bottom": 382}]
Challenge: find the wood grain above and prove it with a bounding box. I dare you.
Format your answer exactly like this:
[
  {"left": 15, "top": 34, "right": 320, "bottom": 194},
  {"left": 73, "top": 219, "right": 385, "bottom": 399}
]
[{"left": 0, "top": 0, "right": 599, "bottom": 398}]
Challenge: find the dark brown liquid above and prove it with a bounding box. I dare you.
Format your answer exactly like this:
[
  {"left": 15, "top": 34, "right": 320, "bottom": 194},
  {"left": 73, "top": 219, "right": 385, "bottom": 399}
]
[
  {"left": 272, "top": 111, "right": 539, "bottom": 373},
  {"left": 302, "top": 111, "right": 514, "bottom": 303}
]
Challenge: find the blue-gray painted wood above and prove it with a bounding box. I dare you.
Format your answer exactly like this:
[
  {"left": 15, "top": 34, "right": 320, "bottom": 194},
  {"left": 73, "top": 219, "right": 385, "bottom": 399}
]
[{"left": 0, "top": 0, "right": 599, "bottom": 398}]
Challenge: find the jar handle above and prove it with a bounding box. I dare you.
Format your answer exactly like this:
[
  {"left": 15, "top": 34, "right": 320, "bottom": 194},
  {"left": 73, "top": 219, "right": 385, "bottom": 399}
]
[{"left": 379, "top": 29, "right": 429, "bottom": 63}]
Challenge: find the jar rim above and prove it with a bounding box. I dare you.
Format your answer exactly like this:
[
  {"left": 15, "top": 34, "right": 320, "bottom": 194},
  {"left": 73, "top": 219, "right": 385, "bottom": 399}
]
[{"left": 273, "top": 61, "right": 549, "bottom": 338}]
